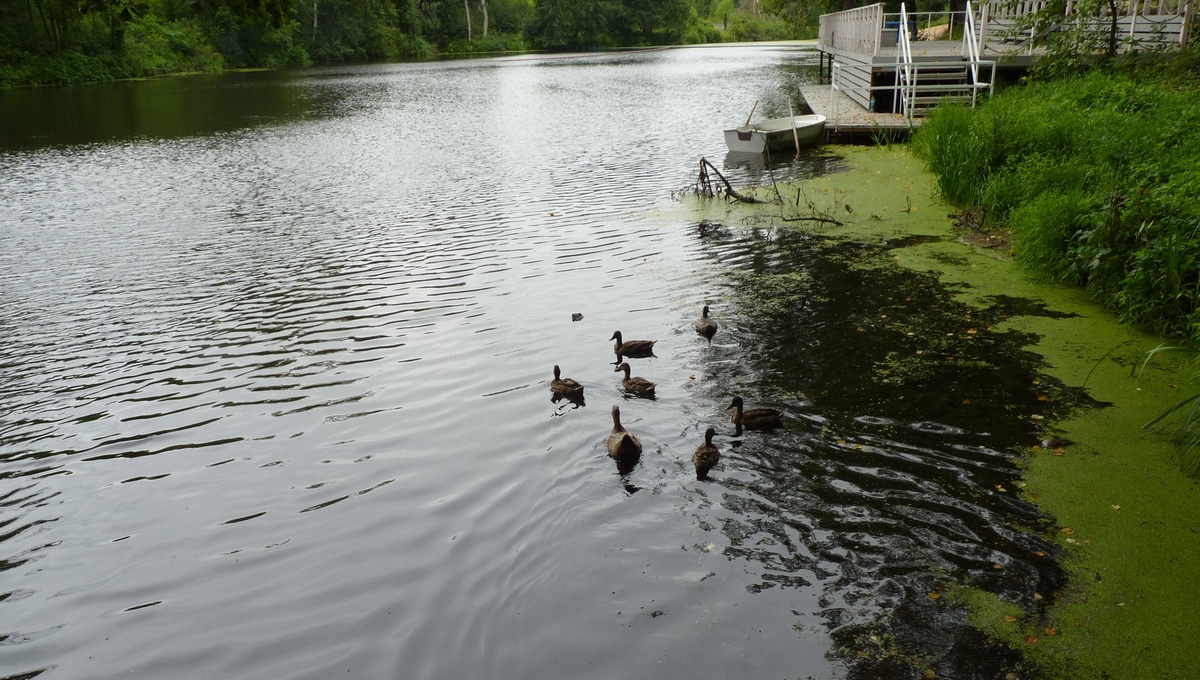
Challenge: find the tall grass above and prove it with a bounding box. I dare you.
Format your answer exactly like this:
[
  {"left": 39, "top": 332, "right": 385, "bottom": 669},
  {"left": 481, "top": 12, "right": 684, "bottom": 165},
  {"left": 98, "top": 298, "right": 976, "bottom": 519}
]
[{"left": 912, "top": 57, "right": 1200, "bottom": 341}]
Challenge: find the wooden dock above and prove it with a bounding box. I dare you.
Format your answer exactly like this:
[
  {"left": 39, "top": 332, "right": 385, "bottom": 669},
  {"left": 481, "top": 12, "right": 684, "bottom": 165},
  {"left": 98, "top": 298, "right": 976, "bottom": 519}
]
[{"left": 798, "top": 84, "right": 917, "bottom": 143}]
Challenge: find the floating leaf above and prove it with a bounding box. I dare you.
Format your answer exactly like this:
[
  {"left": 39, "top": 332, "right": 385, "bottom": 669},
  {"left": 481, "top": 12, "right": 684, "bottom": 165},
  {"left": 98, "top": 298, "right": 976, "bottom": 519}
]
[
  {"left": 993, "top": 563, "right": 1004, "bottom": 570},
  {"left": 1044, "top": 627, "right": 1059, "bottom": 636},
  {"left": 1061, "top": 527, "right": 1076, "bottom": 534},
  {"left": 1034, "top": 550, "right": 1046, "bottom": 557},
  {"left": 1111, "top": 504, "right": 1120, "bottom": 510},
  {"left": 1053, "top": 448, "right": 1065, "bottom": 456},
  {"left": 967, "top": 328, "right": 978, "bottom": 334},
  {"left": 1025, "top": 636, "right": 1038, "bottom": 644},
  {"left": 1005, "top": 615, "right": 1018, "bottom": 622},
  {"left": 1028, "top": 493, "right": 1042, "bottom": 499},
  {"left": 927, "top": 592, "right": 940, "bottom": 600}
]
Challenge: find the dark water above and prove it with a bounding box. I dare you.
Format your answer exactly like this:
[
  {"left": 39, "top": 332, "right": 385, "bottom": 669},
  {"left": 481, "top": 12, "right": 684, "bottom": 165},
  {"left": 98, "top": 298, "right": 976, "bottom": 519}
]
[{"left": 0, "top": 45, "right": 1074, "bottom": 679}]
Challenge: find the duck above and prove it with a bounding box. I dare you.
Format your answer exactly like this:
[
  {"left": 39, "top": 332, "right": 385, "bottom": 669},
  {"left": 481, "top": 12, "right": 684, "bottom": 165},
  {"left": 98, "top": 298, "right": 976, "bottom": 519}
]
[
  {"left": 614, "top": 362, "right": 656, "bottom": 397},
  {"left": 606, "top": 405, "right": 643, "bottom": 463},
  {"left": 550, "top": 365, "right": 584, "bottom": 398},
  {"left": 692, "top": 427, "right": 720, "bottom": 480},
  {"left": 694, "top": 305, "right": 718, "bottom": 340},
  {"left": 726, "top": 396, "right": 783, "bottom": 435},
  {"left": 609, "top": 331, "right": 656, "bottom": 358}
]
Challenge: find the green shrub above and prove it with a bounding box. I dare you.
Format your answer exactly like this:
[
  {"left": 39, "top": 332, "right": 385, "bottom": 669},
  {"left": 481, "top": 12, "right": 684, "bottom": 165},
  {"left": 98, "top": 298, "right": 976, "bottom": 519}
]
[{"left": 912, "top": 51, "right": 1200, "bottom": 342}]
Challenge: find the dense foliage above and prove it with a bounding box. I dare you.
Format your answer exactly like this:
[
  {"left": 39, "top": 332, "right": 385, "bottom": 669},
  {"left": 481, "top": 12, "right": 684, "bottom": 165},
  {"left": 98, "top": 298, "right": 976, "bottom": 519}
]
[
  {"left": 913, "top": 48, "right": 1200, "bottom": 341},
  {"left": 0, "top": 0, "right": 837, "bottom": 86}
]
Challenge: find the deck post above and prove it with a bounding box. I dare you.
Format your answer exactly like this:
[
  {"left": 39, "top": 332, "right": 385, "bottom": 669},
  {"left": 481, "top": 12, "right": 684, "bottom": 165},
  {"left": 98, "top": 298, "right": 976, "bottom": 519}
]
[
  {"left": 1181, "top": 0, "right": 1193, "bottom": 45},
  {"left": 874, "top": 9, "right": 883, "bottom": 56},
  {"left": 978, "top": 2, "right": 988, "bottom": 48}
]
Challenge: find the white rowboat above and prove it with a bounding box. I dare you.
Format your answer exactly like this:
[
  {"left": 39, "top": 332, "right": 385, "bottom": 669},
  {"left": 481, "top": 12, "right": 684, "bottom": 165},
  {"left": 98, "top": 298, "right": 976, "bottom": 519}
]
[{"left": 723, "top": 114, "right": 826, "bottom": 154}]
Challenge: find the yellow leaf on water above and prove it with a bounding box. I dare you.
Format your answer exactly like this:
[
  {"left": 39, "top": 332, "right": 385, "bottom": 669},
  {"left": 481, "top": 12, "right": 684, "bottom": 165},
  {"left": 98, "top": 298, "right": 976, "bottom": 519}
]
[
  {"left": 1025, "top": 636, "right": 1038, "bottom": 645},
  {"left": 1005, "top": 615, "right": 1017, "bottom": 622},
  {"left": 1061, "top": 527, "right": 1076, "bottom": 535},
  {"left": 1044, "top": 627, "right": 1059, "bottom": 636},
  {"left": 1034, "top": 551, "right": 1046, "bottom": 557},
  {"left": 837, "top": 439, "right": 846, "bottom": 445},
  {"left": 927, "top": 592, "right": 940, "bottom": 600},
  {"left": 993, "top": 563, "right": 1004, "bottom": 570},
  {"left": 1111, "top": 504, "right": 1120, "bottom": 510}
]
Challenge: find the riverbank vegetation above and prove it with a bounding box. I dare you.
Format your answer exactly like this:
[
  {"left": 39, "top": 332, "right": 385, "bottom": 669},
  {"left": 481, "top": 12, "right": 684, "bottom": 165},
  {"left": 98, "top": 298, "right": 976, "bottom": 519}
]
[
  {"left": 912, "top": 46, "right": 1200, "bottom": 344},
  {"left": 0, "top": 0, "right": 850, "bottom": 87}
]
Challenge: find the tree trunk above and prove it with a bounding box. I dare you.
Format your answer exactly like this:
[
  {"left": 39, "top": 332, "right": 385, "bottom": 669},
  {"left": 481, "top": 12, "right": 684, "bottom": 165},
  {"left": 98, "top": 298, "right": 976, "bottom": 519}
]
[
  {"left": 464, "top": 0, "right": 472, "bottom": 42},
  {"left": 480, "top": 0, "right": 488, "bottom": 38}
]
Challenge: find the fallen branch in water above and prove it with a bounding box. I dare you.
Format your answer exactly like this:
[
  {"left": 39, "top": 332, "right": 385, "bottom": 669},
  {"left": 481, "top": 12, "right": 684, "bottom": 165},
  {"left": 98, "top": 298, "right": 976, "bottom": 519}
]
[
  {"left": 777, "top": 214, "right": 844, "bottom": 225},
  {"left": 695, "top": 157, "right": 771, "bottom": 204}
]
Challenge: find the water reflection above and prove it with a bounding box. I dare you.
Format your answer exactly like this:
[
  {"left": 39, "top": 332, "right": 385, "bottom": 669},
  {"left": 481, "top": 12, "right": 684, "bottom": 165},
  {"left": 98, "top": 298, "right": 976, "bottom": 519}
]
[
  {"left": 0, "top": 70, "right": 329, "bottom": 150},
  {"left": 691, "top": 222, "right": 1088, "bottom": 677}
]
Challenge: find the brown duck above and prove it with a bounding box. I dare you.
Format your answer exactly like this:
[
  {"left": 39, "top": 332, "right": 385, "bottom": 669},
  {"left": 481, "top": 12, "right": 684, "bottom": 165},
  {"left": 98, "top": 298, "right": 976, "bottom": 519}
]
[
  {"left": 614, "top": 362, "right": 656, "bottom": 397},
  {"left": 609, "top": 331, "right": 656, "bottom": 358},
  {"left": 692, "top": 427, "right": 720, "bottom": 480},
  {"left": 606, "top": 405, "right": 643, "bottom": 462},
  {"left": 727, "top": 396, "right": 783, "bottom": 434},
  {"left": 694, "top": 305, "right": 718, "bottom": 340},
  {"left": 550, "top": 365, "right": 584, "bottom": 398}
]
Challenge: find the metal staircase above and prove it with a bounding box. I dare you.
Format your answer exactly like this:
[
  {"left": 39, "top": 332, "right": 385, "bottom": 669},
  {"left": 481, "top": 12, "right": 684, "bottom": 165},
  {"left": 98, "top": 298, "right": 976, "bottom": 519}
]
[{"left": 895, "top": 2, "right": 995, "bottom": 121}]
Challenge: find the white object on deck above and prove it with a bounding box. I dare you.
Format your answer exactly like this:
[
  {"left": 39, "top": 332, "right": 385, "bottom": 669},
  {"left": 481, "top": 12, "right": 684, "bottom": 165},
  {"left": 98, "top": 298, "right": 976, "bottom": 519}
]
[{"left": 723, "top": 114, "right": 826, "bottom": 154}]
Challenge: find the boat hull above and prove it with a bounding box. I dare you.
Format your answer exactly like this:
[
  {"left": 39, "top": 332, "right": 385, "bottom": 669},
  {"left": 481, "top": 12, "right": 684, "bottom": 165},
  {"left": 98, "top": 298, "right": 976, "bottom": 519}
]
[{"left": 723, "top": 114, "right": 825, "bottom": 154}]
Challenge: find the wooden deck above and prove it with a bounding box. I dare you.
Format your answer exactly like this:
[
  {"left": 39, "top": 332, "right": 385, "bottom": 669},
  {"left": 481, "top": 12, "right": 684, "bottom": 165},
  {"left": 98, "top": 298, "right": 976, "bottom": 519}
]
[{"left": 799, "top": 84, "right": 917, "bottom": 142}]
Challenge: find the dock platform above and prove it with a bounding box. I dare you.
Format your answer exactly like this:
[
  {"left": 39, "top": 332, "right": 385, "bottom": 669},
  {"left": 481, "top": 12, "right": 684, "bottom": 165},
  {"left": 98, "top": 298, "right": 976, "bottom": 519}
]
[{"left": 798, "top": 84, "right": 917, "bottom": 143}]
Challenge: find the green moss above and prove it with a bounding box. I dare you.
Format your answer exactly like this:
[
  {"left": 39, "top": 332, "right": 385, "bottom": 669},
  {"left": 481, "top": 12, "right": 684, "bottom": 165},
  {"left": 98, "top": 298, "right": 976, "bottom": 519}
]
[{"left": 691, "top": 144, "right": 1200, "bottom": 679}]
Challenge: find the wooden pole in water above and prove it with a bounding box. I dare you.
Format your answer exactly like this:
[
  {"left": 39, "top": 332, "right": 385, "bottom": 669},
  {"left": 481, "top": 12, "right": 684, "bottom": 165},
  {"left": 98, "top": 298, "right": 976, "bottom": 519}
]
[
  {"left": 788, "top": 101, "right": 801, "bottom": 154},
  {"left": 743, "top": 100, "right": 759, "bottom": 128}
]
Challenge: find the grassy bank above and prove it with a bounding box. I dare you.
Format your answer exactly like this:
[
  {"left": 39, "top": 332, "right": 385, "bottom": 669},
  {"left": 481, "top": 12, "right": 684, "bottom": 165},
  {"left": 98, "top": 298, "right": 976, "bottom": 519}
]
[
  {"left": 912, "top": 50, "right": 1200, "bottom": 343},
  {"left": 690, "top": 145, "right": 1200, "bottom": 678}
]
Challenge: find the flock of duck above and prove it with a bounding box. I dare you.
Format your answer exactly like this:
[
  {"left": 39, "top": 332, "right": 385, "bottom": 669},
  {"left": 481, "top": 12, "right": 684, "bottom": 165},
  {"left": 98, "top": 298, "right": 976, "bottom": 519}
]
[{"left": 550, "top": 305, "right": 785, "bottom": 481}]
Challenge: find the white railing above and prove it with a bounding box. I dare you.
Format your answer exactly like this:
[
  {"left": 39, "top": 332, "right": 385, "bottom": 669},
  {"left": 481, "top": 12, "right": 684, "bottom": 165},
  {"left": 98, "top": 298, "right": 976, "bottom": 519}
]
[
  {"left": 819, "top": 3, "right": 885, "bottom": 56},
  {"left": 964, "top": 1, "right": 984, "bottom": 106},
  {"left": 896, "top": 3, "right": 916, "bottom": 122},
  {"left": 981, "top": 0, "right": 1192, "bottom": 49}
]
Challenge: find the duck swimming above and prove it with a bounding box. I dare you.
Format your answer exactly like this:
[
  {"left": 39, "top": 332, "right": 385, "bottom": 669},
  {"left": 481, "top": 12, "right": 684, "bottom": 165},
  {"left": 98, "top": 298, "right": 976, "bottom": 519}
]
[
  {"left": 606, "top": 405, "right": 643, "bottom": 463},
  {"left": 614, "top": 362, "right": 656, "bottom": 397},
  {"left": 609, "top": 331, "right": 656, "bottom": 358},
  {"left": 550, "top": 365, "right": 584, "bottom": 398},
  {"left": 726, "top": 396, "right": 783, "bottom": 435},
  {"left": 692, "top": 427, "right": 720, "bottom": 480},
  {"left": 694, "top": 305, "right": 718, "bottom": 340}
]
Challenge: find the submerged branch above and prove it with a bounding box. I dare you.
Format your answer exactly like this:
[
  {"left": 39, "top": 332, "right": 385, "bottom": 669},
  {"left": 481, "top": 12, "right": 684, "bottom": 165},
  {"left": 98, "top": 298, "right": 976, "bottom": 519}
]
[{"left": 696, "top": 157, "right": 770, "bottom": 204}]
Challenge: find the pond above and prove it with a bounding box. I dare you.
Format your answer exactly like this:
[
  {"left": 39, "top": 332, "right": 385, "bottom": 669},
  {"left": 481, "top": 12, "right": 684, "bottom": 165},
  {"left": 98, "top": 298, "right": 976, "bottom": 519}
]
[{"left": 0, "top": 45, "right": 1069, "bottom": 679}]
